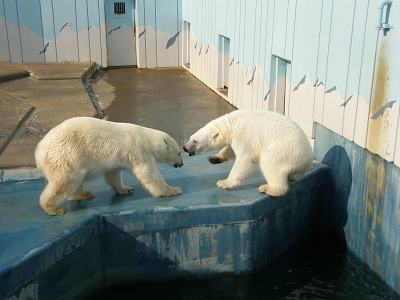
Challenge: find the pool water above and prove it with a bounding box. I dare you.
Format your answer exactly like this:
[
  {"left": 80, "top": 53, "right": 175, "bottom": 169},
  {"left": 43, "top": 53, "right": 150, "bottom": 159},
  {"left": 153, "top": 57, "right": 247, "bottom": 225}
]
[{"left": 89, "top": 235, "right": 399, "bottom": 300}]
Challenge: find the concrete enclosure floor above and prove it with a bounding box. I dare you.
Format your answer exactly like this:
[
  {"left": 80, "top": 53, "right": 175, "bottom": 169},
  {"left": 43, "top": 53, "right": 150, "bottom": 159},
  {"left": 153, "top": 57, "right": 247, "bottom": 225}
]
[{"left": 91, "top": 68, "right": 236, "bottom": 146}]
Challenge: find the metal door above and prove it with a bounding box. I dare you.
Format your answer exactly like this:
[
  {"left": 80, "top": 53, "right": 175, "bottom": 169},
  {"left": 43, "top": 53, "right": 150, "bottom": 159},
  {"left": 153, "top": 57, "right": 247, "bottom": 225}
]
[{"left": 105, "top": 0, "right": 137, "bottom": 66}]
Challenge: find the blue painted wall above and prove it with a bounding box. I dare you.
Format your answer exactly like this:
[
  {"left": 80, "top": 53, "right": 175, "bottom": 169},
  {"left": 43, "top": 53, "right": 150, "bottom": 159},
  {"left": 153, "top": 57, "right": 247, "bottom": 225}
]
[{"left": 314, "top": 123, "right": 400, "bottom": 294}]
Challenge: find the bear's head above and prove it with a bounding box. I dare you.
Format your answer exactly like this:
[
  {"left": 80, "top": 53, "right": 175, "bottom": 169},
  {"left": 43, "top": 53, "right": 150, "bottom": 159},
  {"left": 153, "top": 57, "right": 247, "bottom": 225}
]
[
  {"left": 183, "top": 123, "right": 225, "bottom": 156},
  {"left": 160, "top": 135, "right": 184, "bottom": 168}
]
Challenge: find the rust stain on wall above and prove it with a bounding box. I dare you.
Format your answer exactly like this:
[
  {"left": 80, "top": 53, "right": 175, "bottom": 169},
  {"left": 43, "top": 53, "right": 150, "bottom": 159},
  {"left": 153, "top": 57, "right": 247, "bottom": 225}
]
[
  {"left": 364, "top": 154, "right": 386, "bottom": 271},
  {"left": 367, "top": 38, "right": 390, "bottom": 154}
]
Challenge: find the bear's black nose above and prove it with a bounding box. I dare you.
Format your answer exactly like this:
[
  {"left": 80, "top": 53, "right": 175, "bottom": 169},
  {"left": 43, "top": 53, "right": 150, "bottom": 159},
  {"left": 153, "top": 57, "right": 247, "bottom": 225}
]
[{"left": 183, "top": 146, "right": 188, "bottom": 152}]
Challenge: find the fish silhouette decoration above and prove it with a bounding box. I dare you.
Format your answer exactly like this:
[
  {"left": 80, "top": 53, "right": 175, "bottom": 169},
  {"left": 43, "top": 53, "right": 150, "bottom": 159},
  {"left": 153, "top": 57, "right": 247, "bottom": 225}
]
[
  {"left": 39, "top": 42, "right": 49, "bottom": 55},
  {"left": 108, "top": 25, "right": 121, "bottom": 35},
  {"left": 293, "top": 74, "right": 306, "bottom": 91},
  {"left": 59, "top": 23, "right": 69, "bottom": 32},
  {"left": 264, "top": 88, "right": 271, "bottom": 101},
  {"left": 340, "top": 94, "right": 353, "bottom": 107},
  {"left": 138, "top": 27, "right": 146, "bottom": 38},
  {"left": 166, "top": 31, "right": 181, "bottom": 49},
  {"left": 247, "top": 67, "right": 256, "bottom": 85},
  {"left": 370, "top": 101, "right": 398, "bottom": 120},
  {"left": 204, "top": 44, "right": 210, "bottom": 54},
  {"left": 325, "top": 85, "right": 337, "bottom": 93}
]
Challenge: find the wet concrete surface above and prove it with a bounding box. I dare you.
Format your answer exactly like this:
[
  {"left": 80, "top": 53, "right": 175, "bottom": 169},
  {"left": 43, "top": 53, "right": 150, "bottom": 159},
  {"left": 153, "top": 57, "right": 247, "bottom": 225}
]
[
  {"left": 0, "top": 67, "right": 234, "bottom": 169},
  {"left": 0, "top": 76, "right": 96, "bottom": 168},
  {"left": 91, "top": 68, "right": 236, "bottom": 145}
]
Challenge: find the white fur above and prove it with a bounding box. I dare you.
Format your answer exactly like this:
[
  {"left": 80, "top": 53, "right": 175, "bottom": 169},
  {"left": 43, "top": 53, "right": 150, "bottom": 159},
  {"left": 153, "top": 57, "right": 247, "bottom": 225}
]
[
  {"left": 183, "top": 110, "right": 313, "bottom": 196},
  {"left": 35, "top": 117, "right": 183, "bottom": 216}
]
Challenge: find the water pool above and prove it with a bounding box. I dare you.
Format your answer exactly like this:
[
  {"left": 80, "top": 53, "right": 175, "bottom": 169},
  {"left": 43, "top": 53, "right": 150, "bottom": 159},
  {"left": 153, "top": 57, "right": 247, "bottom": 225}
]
[{"left": 89, "top": 236, "right": 399, "bottom": 300}]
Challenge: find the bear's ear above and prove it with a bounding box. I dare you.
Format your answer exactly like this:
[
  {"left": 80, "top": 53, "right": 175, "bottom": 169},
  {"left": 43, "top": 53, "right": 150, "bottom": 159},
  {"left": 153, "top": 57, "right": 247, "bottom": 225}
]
[
  {"left": 163, "top": 138, "right": 169, "bottom": 148},
  {"left": 211, "top": 133, "right": 219, "bottom": 140}
]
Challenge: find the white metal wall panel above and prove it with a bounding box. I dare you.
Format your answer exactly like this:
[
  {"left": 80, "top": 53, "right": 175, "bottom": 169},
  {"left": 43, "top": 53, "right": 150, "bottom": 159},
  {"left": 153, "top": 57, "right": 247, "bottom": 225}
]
[
  {"left": 0, "top": 0, "right": 10, "bottom": 61},
  {"left": 40, "top": 0, "right": 57, "bottom": 62},
  {"left": 322, "top": 0, "right": 356, "bottom": 136},
  {"left": 87, "top": 0, "right": 103, "bottom": 65},
  {"left": 354, "top": 0, "right": 379, "bottom": 148},
  {"left": 76, "top": 0, "right": 91, "bottom": 62},
  {"left": 342, "top": 0, "right": 369, "bottom": 141},
  {"left": 4, "top": 0, "right": 22, "bottom": 63},
  {"left": 313, "top": 0, "right": 333, "bottom": 125},
  {"left": 288, "top": 0, "right": 322, "bottom": 137},
  {"left": 52, "top": 0, "right": 79, "bottom": 62},
  {"left": 16, "top": 0, "right": 44, "bottom": 62}
]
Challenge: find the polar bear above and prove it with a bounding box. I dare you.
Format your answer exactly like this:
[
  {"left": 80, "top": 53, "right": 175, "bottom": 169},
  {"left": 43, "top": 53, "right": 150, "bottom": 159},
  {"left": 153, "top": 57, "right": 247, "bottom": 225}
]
[
  {"left": 35, "top": 117, "right": 183, "bottom": 216},
  {"left": 183, "top": 110, "right": 313, "bottom": 196}
]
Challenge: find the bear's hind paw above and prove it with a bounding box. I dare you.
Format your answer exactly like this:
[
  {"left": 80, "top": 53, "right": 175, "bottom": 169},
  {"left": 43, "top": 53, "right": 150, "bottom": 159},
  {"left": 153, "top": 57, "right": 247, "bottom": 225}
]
[
  {"left": 216, "top": 179, "right": 239, "bottom": 190},
  {"left": 115, "top": 186, "right": 134, "bottom": 195},
  {"left": 161, "top": 186, "right": 182, "bottom": 197}
]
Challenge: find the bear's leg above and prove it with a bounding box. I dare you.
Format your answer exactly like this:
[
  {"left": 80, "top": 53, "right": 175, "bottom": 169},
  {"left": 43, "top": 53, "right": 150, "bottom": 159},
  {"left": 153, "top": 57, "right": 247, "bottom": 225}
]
[
  {"left": 132, "top": 159, "right": 181, "bottom": 197},
  {"left": 208, "top": 145, "right": 235, "bottom": 164},
  {"left": 104, "top": 170, "right": 133, "bottom": 195},
  {"left": 68, "top": 183, "right": 94, "bottom": 201},
  {"left": 259, "top": 163, "right": 289, "bottom": 197},
  {"left": 216, "top": 156, "right": 254, "bottom": 189},
  {"left": 40, "top": 174, "right": 83, "bottom": 215}
]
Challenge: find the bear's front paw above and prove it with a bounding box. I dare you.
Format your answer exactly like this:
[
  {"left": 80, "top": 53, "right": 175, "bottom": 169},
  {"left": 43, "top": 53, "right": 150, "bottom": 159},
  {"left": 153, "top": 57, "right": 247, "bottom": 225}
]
[
  {"left": 216, "top": 179, "right": 239, "bottom": 190},
  {"left": 161, "top": 186, "right": 182, "bottom": 197},
  {"left": 45, "top": 207, "right": 65, "bottom": 216},
  {"left": 116, "top": 186, "right": 134, "bottom": 195},
  {"left": 208, "top": 156, "right": 224, "bottom": 164}
]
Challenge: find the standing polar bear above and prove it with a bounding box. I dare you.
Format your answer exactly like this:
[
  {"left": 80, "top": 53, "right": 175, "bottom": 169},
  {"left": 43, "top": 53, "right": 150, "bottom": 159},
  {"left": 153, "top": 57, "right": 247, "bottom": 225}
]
[
  {"left": 183, "top": 110, "right": 313, "bottom": 196},
  {"left": 35, "top": 117, "right": 183, "bottom": 216}
]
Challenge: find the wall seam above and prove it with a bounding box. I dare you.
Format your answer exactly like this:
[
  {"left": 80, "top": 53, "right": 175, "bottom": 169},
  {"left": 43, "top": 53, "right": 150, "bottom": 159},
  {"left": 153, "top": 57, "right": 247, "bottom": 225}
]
[
  {"left": 154, "top": 0, "right": 158, "bottom": 67},
  {"left": 2, "top": 0, "right": 11, "bottom": 62},
  {"left": 341, "top": 0, "right": 357, "bottom": 136},
  {"left": 51, "top": 0, "right": 58, "bottom": 61},
  {"left": 321, "top": 0, "right": 334, "bottom": 125},
  {"left": 38, "top": 0, "right": 46, "bottom": 62},
  {"left": 86, "top": 0, "right": 92, "bottom": 62},
  {"left": 75, "top": 0, "right": 80, "bottom": 61},
  {"left": 15, "top": 0, "right": 23, "bottom": 63}
]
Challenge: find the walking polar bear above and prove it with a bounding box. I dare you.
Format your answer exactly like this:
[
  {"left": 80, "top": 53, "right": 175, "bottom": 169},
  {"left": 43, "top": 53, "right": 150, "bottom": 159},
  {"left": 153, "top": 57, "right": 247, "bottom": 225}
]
[
  {"left": 183, "top": 110, "right": 313, "bottom": 196},
  {"left": 35, "top": 117, "right": 183, "bottom": 216}
]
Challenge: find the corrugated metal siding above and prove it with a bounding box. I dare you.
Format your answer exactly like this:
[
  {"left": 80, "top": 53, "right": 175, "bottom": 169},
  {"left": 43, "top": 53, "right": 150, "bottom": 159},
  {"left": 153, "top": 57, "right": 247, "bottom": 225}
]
[
  {"left": 0, "top": 0, "right": 181, "bottom": 68},
  {"left": 182, "top": 0, "right": 400, "bottom": 166}
]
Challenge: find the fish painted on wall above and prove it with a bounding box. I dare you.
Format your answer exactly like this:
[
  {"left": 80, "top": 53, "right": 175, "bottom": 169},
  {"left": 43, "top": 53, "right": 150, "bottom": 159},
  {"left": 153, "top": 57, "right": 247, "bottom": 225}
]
[
  {"left": 38, "top": 42, "right": 49, "bottom": 55},
  {"left": 370, "top": 101, "right": 398, "bottom": 120},
  {"left": 293, "top": 74, "right": 306, "bottom": 91},
  {"left": 166, "top": 31, "right": 181, "bottom": 49}
]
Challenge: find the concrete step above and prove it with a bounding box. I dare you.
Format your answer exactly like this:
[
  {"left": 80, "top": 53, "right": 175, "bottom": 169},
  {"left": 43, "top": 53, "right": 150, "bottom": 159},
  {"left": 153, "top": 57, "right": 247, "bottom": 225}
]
[{"left": 0, "top": 62, "right": 29, "bottom": 82}]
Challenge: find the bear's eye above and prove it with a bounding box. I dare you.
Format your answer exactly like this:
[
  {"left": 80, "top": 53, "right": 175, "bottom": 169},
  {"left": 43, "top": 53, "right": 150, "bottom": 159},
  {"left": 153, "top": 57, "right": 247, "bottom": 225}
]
[{"left": 193, "top": 140, "right": 198, "bottom": 144}]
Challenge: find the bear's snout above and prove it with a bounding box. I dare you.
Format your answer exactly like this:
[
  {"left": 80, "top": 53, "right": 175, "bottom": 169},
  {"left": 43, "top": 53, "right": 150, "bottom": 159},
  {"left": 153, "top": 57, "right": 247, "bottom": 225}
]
[
  {"left": 174, "top": 162, "right": 183, "bottom": 168},
  {"left": 183, "top": 145, "right": 195, "bottom": 156}
]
